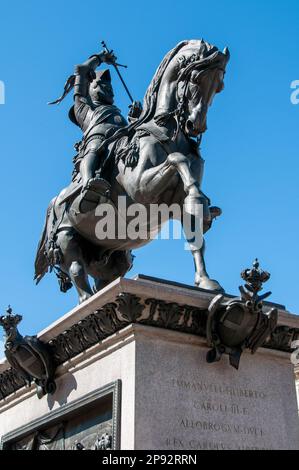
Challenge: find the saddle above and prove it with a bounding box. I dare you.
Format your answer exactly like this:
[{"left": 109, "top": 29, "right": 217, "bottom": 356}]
[{"left": 59, "top": 122, "right": 172, "bottom": 207}]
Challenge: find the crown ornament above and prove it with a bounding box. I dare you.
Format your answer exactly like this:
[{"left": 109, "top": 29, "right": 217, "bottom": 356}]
[
  {"left": 206, "top": 259, "right": 277, "bottom": 369},
  {"left": 0, "top": 305, "right": 57, "bottom": 399},
  {"left": 239, "top": 259, "right": 271, "bottom": 305},
  {"left": 0, "top": 306, "right": 22, "bottom": 332}
]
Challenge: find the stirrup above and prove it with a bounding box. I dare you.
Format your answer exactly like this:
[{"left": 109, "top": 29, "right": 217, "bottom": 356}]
[
  {"left": 83, "top": 177, "right": 111, "bottom": 195},
  {"left": 79, "top": 178, "right": 111, "bottom": 213}
]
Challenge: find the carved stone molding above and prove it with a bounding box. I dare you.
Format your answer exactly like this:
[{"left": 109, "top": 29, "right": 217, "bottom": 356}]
[
  {"left": 48, "top": 294, "right": 207, "bottom": 366},
  {"left": 0, "top": 292, "right": 298, "bottom": 400},
  {"left": 264, "top": 325, "right": 299, "bottom": 352}
]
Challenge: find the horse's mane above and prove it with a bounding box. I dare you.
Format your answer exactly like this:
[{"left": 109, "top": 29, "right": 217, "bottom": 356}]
[
  {"left": 135, "top": 38, "right": 222, "bottom": 126},
  {"left": 140, "top": 40, "right": 189, "bottom": 123},
  {"left": 100, "top": 41, "right": 189, "bottom": 159}
]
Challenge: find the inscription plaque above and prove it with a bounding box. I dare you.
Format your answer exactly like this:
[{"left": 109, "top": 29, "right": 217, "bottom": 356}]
[
  {"left": 135, "top": 337, "right": 299, "bottom": 450},
  {"left": 162, "top": 375, "right": 272, "bottom": 450}
]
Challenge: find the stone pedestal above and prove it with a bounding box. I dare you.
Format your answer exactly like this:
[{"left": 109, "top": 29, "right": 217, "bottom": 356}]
[
  {"left": 0, "top": 276, "right": 298, "bottom": 450},
  {"left": 134, "top": 326, "right": 298, "bottom": 450}
]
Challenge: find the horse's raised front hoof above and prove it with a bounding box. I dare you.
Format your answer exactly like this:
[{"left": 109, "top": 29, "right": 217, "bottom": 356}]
[
  {"left": 209, "top": 206, "right": 222, "bottom": 220},
  {"left": 195, "top": 275, "right": 224, "bottom": 293}
]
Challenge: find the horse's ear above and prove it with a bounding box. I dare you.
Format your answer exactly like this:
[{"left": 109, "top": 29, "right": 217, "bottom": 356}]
[{"left": 223, "top": 47, "right": 230, "bottom": 62}]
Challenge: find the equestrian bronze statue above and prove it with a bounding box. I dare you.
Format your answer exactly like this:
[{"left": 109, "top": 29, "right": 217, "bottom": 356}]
[{"left": 35, "top": 39, "right": 230, "bottom": 303}]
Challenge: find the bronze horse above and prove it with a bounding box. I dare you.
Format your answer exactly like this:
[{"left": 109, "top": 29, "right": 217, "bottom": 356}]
[{"left": 35, "top": 39, "right": 230, "bottom": 303}]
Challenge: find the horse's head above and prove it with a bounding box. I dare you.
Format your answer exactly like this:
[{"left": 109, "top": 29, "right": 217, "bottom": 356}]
[
  {"left": 179, "top": 45, "right": 229, "bottom": 137},
  {"left": 148, "top": 39, "right": 230, "bottom": 139}
]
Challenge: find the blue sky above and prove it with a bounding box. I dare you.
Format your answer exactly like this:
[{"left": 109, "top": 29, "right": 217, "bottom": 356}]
[{"left": 0, "top": 0, "right": 298, "bottom": 352}]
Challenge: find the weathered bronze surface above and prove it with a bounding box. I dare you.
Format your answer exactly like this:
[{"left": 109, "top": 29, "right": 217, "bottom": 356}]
[
  {"left": 35, "top": 40, "right": 230, "bottom": 303},
  {"left": 206, "top": 260, "right": 278, "bottom": 369},
  {"left": 0, "top": 307, "right": 57, "bottom": 398}
]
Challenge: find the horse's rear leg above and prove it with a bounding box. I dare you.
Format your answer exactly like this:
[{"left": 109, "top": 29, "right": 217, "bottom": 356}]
[
  {"left": 69, "top": 260, "right": 93, "bottom": 303},
  {"left": 57, "top": 231, "right": 93, "bottom": 304},
  {"left": 192, "top": 242, "right": 223, "bottom": 291}
]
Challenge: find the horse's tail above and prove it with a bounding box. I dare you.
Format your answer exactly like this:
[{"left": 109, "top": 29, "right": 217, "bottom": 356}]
[{"left": 34, "top": 197, "right": 56, "bottom": 284}]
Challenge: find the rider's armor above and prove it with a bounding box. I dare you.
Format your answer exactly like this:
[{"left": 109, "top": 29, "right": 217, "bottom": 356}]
[{"left": 69, "top": 65, "right": 127, "bottom": 181}]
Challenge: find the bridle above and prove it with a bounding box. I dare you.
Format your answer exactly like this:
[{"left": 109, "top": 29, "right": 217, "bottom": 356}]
[{"left": 171, "top": 64, "right": 226, "bottom": 143}]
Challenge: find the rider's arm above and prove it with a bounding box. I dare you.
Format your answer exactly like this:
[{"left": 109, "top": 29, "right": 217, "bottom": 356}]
[
  {"left": 74, "top": 55, "right": 102, "bottom": 99},
  {"left": 73, "top": 51, "right": 117, "bottom": 129},
  {"left": 74, "top": 51, "right": 117, "bottom": 100},
  {"left": 72, "top": 56, "right": 102, "bottom": 130}
]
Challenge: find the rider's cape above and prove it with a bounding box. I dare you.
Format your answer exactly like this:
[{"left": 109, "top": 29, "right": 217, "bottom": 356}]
[{"left": 34, "top": 198, "right": 56, "bottom": 284}]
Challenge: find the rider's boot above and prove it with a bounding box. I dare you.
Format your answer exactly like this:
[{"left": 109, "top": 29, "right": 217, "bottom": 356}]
[{"left": 79, "top": 175, "right": 111, "bottom": 213}]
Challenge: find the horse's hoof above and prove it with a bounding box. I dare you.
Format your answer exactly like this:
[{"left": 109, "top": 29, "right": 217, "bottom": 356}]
[
  {"left": 79, "top": 294, "right": 92, "bottom": 304},
  {"left": 195, "top": 276, "right": 224, "bottom": 293},
  {"left": 210, "top": 206, "right": 222, "bottom": 219}
]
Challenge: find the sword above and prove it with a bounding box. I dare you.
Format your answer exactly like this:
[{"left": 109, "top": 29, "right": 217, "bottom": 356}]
[{"left": 101, "top": 40, "right": 134, "bottom": 103}]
